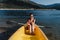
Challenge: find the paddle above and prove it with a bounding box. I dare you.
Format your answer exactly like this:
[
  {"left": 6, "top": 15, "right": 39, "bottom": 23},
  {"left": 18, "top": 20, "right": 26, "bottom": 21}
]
[{"left": 6, "top": 20, "right": 45, "bottom": 28}]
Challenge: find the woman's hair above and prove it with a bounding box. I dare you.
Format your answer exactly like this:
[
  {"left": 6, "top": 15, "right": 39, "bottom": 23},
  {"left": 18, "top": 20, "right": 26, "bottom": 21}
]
[{"left": 29, "top": 13, "right": 33, "bottom": 16}]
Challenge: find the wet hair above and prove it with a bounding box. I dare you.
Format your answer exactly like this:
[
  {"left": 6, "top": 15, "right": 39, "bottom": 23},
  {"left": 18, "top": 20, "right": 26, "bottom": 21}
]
[{"left": 29, "top": 13, "right": 33, "bottom": 16}]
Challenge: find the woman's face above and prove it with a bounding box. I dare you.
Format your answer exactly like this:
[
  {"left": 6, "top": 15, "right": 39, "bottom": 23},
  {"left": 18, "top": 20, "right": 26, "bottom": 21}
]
[
  {"left": 30, "top": 14, "right": 33, "bottom": 17},
  {"left": 30, "top": 14, "right": 34, "bottom": 20}
]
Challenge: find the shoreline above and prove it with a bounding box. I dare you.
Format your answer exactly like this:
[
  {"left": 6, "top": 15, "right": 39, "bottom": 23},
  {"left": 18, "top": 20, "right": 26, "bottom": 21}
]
[{"left": 0, "top": 8, "right": 56, "bottom": 10}]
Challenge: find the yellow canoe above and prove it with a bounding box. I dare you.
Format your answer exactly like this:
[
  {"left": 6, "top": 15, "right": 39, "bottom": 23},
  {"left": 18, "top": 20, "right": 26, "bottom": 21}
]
[{"left": 8, "top": 24, "right": 48, "bottom": 40}]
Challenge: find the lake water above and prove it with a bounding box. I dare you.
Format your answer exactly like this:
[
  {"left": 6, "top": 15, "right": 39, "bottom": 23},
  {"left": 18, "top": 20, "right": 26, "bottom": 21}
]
[
  {"left": 0, "top": 10, "right": 60, "bottom": 40},
  {"left": 0, "top": 10, "right": 60, "bottom": 27}
]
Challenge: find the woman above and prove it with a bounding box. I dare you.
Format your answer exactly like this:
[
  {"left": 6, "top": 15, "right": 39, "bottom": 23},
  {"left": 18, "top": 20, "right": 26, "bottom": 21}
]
[{"left": 26, "top": 13, "right": 35, "bottom": 35}]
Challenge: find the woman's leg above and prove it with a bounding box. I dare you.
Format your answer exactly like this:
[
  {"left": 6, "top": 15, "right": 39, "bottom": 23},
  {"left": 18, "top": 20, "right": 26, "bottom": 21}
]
[
  {"left": 31, "top": 23, "right": 34, "bottom": 33},
  {"left": 29, "top": 24, "right": 32, "bottom": 34}
]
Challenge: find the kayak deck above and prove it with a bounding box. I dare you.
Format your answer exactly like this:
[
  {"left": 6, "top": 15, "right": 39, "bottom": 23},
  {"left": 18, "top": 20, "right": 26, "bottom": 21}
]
[{"left": 8, "top": 24, "right": 48, "bottom": 40}]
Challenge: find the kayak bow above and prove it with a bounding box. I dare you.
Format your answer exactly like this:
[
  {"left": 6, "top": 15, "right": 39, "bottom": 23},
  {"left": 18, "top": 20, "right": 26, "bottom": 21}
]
[{"left": 8, "top": 24, "right": 48, "bottom": 40}]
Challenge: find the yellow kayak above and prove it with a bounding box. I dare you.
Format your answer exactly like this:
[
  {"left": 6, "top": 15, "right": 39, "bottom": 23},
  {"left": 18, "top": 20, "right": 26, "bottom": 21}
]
[{"left": 8, "top": 24, "right": 48, "bottom": 40}]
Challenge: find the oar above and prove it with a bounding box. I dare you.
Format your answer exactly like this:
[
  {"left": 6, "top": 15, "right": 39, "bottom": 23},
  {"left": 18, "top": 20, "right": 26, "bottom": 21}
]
[
  {"left": 6, "top": 20, "right": 24, "bottom": 25},
  {"left": 6, "top": 20, "right": 45, "bottom": 28}
]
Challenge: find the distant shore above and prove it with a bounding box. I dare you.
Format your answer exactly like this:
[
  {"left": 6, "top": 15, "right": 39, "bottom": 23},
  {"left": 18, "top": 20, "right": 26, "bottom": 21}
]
[{"left": 0, "top": 8, "right": 56, "bottom": 10}]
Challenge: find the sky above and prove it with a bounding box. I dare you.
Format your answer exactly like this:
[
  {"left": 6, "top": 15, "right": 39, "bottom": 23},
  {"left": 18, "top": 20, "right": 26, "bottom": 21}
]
[{"left": 31, "top": 0, "right": 60, "bottom": 5}]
